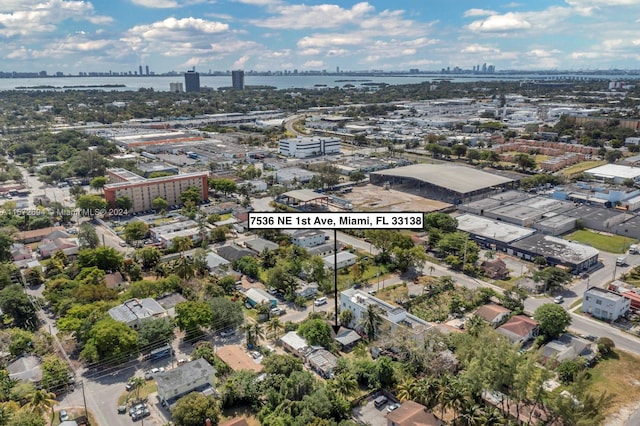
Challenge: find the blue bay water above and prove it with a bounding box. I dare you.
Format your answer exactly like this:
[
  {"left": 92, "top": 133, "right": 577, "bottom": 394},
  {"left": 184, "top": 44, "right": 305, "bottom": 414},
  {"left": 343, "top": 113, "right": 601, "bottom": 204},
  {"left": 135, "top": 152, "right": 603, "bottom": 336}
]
[{"left": 0, "top": 73, "right": 638, "bottom": 92}]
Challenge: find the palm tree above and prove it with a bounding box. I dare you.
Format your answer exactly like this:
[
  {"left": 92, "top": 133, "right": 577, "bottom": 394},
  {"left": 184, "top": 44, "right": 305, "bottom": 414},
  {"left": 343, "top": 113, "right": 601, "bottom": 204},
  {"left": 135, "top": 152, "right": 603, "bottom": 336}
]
[
  {"left": 241, "top": 323, "right": 255, "bottom": 348},
  {"left": 252, "top": 322, "right": 265, "bottom": 344},
  {"left": 436, "top": 374, "right": 452, "bottom": 420},
  {"left": 129, "top": 376, "right": 146, "bottom": 403},
  {"left": 416, "top": 376, "right": 440, "bottom": 410},
  {"left": 23, "top": 388, "right": 56, "bottom": 423},
  {"left": 266, "top": 317, "right": 284, "bottom": 340},
  {"left": 362, "top": 304, "right": 382, "bottom": 341},
  {"left": 172, "top": 236, "right": 193, "bottom": 257},
  {"left": 396, "top": 377, "right": 418, "bottom": 402},
  {"left": 458, "top": 403, "right": 485, "bottom": 426},
  {"left": 172, "top": 256, "right": 195, "bottom": 280},
  {"left": 330, "top": 372, "right": 358, "bottom": 399},
  {"left": 447, "top": 377, "right": 469, "bottom": 422}
]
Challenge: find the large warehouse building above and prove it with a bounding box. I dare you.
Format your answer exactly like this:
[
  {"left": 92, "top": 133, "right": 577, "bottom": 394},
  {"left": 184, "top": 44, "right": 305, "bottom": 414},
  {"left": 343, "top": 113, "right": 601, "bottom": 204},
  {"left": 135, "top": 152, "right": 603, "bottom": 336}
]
[
  {"left": 370, "top": 164, "right": 516, "bottom": 204},
  {"left": 104, "top": 168, "right": 208, "bottom": 213}
]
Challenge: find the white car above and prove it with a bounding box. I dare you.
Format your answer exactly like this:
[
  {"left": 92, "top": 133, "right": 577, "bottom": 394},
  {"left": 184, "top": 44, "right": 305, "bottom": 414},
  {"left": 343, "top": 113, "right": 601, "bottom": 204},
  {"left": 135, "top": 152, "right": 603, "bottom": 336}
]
[
  {"left": 554, "top": 295, "right": 564, "bottom": 304},
  {"left": 314, "top": 297, "right": 327, "bottom": 306},
  {"left": 387, "top": 403, "right": 401, "bottom": 412}
]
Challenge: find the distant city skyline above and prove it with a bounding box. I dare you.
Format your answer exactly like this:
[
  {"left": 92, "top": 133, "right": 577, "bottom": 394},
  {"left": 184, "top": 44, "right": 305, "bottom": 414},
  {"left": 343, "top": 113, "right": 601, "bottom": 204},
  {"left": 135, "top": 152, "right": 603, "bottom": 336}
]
[{"left": 1, "top": 1, "right": 640, "bottom": 74}]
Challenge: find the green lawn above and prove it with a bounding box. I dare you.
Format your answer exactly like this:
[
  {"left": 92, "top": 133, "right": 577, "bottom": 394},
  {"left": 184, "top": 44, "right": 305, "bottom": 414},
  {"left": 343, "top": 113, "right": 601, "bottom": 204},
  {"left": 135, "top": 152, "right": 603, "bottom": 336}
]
[
  {"left": 587, "top": 350, "right": 640, "bottom": 415},
  {"left": 560, "top": 160, "right": 607, "bottom": 177},
  {"left": 564, "top": 229, "right": 636, "bottom": 254},
  {"left": 118, "top": 381, "right": 158, "bottom": 405}
]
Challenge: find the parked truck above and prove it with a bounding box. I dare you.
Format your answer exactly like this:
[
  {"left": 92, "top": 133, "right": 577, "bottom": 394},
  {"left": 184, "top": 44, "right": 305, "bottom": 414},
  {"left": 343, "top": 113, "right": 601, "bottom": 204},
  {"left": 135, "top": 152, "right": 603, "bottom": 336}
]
[
  {"left": 630, "top": 244, "right": 638, "bottom": 254},
  {"left": 616, "top": 256, "right": 627, "bottom": 266}
]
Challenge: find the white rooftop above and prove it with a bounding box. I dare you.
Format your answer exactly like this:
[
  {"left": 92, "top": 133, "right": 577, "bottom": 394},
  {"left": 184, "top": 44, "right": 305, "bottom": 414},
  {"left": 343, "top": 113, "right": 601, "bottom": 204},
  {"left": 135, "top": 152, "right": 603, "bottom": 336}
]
[{"left": 586, "top": 164, "right": 640, "bottom": 180}]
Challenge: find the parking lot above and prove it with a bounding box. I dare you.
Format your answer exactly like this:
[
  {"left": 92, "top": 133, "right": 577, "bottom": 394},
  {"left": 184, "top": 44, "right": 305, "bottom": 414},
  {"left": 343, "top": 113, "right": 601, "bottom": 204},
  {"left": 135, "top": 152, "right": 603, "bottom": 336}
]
[{"left": 351, "top": 393, "right": 395, "bottom": 426}]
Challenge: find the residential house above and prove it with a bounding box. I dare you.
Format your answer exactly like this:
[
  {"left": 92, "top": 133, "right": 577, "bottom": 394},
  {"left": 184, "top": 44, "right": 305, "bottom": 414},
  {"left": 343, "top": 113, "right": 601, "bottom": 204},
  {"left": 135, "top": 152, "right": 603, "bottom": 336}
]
[
  {"left": 217, "top": 244, "right": 256, "bottom": 262},
  {"left": 156, "top": 292, "right": 187, "bottom": 318},
  {"left": 582, "top": 286, "right": 630, "bottom": 321},
  {"left": 496, "top": 315, "right": 539, "bottom": 345},
  {"left": 295, "top": 282, "right": 319, "bottom": 299},
  {"left": 541, "top": 334, "right": 598, "bottom": 366},
  {"left": 108, "top": 298, "right": 167, "bottom": 329},
  {"left": 244, "top": 237, "right": 279, "bottom": 254},
  {"left": 205, "top": 252, "right": 230, "bottom": 272},
  {"left": 334, "top": 328, "right": 362, "bottom": 352},
  {"left": 306, "top": 346, "right": 338, "bottom": 379},
  {"left": 385, "top": 400, "right": 442, "bottom": 426},
  {"left": 280, "top": 331, "right": 309, "bottom": 358},
  {"left": 474, "top": 304, "right": 511, "bottom": 328},
  {"left": 291, "top": 230, "right": 326, "bottom": 248},
  {"left": 480, "top": 258, "right": 509, "bottom": 280},
  {"left": 340, "top": 288, "right": 433, "bottom": 342},
  {"left": 323, "top": 251, "right": 357, "bottom": 270},
  {"left": 220, "top": 418, "right": 250, "bottom": 426},
  {"left": 104, "top": 272, "right": 126, "bottom": 289},
  {"left": 14, "top": 226, "right": 65, "bottom": 244},
  {"left": 10, "top": 243, "right": 32, "bottom": 261},
  {"left": 244, "top": 288, "right": 277, "bottom": 308},
  {"left": 7, "top": 355, "right": 42, "bottom": 385},
  {"left": 38, "top": 235, "right": 79, "bottom": 259},
  {"left": 156, "top": 358, "right": 216, "bottom": 404},
  {"left": 307, "top": 242, "right": 335, "bottom": 257}
]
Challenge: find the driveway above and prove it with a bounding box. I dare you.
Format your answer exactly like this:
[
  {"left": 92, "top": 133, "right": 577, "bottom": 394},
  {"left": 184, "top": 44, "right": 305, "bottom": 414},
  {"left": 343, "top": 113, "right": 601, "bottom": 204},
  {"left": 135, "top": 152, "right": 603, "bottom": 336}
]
[{"left": 352, "top": 394, "right": 391, "bottom": 426}]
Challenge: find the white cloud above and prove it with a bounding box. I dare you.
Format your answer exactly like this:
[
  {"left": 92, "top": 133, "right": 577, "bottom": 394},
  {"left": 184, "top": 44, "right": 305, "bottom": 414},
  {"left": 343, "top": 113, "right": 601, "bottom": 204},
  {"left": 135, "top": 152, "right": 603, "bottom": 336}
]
[
  {"left": 232, "top": 55, "right": 250, "bottom": 69},
  {"left": 298, "top": 33, "right": 366, "bottom": 48},
  {"left": 0, "top": 0, "right": 112, "bottom": 37},
  {"left": 234, "top": 0, "right": 281, "bottom": 5},
  {"left": 566, "top": 0, "right": 639, "bottom": 6},
  {"left": 130, "top": 0, "right": 180, "bottom": 7},
  {"left": 302, "top": 60, "right": 324, "bottom": 69},
  {"left": 130, "top": 0, "right": 213, "bottom": 7},
  {"left": 467, "top": 12, "right": 532, "bottom": 32},
  {"left": 461, "top": 44, "right": 500, "bottom": 54},
  {"left": 463, "top": 8, "right": 496, "bottom": 17},
  {"left": 299, "top": 48, "right": 321, "bottom": 56},
  {"left": 252, "top": 2, "right": 374, "bottom": 30}
]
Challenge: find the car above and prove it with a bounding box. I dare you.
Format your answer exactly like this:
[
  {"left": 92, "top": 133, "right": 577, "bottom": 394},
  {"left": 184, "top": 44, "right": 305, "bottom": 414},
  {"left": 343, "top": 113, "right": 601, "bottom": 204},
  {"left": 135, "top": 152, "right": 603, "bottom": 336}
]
[
  {"left": 144, "top": 370, "right": 153, "bottom": 380},
  {"left": 119, "top": 241, "right": 127, "bottom": 247},
  {"left": 250, "top": 351, "right": 262, "bottom": 360},
  {"left": 314, "top": 297, "right": 327, "bottom": 306},
  {"left": 125, "top": 381, "right": 135, "bottom": 391},
  {"left": 554, "top": 295, "right": 564, "bottom": 304},
  {"left": 131, "top": 407, "right": 150, "bottom": 421},
  {"left": 59, "top": 409, "right": 69, "bottom": 421},
  {"left": 270, "top": 307, "right": 283, "bottom": 316},
  {"left": 583, "top": 334, "right": 598, "bottom": 342},
  {"left": 220, "top": 329, "right": 235, "bottom": 338},
  {"left": 117, "top": 405, "right": 127, "bottom": 414},
  {"left": 129, "top": 403, "right": 147, "bottom": 417},
  {"left": 387, "top": 403, "right": 401, "bottom": 412},
  {"left": 150, "top": 367, "right": 165, "bottom": 375}
]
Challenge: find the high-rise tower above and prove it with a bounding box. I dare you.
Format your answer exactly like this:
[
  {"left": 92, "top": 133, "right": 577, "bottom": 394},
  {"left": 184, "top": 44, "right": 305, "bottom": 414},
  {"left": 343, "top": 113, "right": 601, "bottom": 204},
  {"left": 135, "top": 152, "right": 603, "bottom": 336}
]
[
  {"left": 184, "top": 70, "right": 200, "bottom": 92},
  {"left": 232, "top": 70, "right": 245, "bottom": 90}
]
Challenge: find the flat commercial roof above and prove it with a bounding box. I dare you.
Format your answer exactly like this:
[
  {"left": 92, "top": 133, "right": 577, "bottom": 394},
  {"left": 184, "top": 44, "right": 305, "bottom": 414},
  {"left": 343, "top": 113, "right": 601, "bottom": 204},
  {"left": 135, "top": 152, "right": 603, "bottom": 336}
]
[
  {"left": 586, "top": 164, "right": 640, "bottom": 180},
  {"left": 282, "top": 189, "right": 328, "bottom": 203},
  {"left": 457, "top": 214, "right": 536, "bottom": 243},
  {"left": 512, "top": 235, "right": 599, "bottom": 263},
  {"left": 371, "top": 164, "right": 514, "bottom": 194}
]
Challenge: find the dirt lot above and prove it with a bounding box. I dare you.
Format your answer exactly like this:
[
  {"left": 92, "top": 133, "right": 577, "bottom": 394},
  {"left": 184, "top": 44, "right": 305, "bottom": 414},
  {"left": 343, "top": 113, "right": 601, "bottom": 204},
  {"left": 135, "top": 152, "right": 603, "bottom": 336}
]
[{"left": 343, "top": 184, "right": 451, "bottom": 212}]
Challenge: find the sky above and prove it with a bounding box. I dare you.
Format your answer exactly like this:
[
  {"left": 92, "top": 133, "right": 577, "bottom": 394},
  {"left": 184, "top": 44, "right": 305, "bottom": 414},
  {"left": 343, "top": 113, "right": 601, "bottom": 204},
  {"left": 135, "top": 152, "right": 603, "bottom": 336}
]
[{"left": 1, "top": 0, "right": 639, "bottom": 74}]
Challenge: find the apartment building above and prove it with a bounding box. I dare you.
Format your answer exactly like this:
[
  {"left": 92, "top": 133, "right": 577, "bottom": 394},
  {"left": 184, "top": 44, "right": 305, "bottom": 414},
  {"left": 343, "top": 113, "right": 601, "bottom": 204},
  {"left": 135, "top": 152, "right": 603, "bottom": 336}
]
[
  {"left": 278, "top": 137, "right": 341, "bottom": 158},
  {"left": 104, "top": 168, "right": 208, "bottom": 213},
  {"left": 582, "top": 287, "right": 631, "bottom": 321},
  {"left": 340, "top": 288, "right": 432, "bottom": 340}
]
